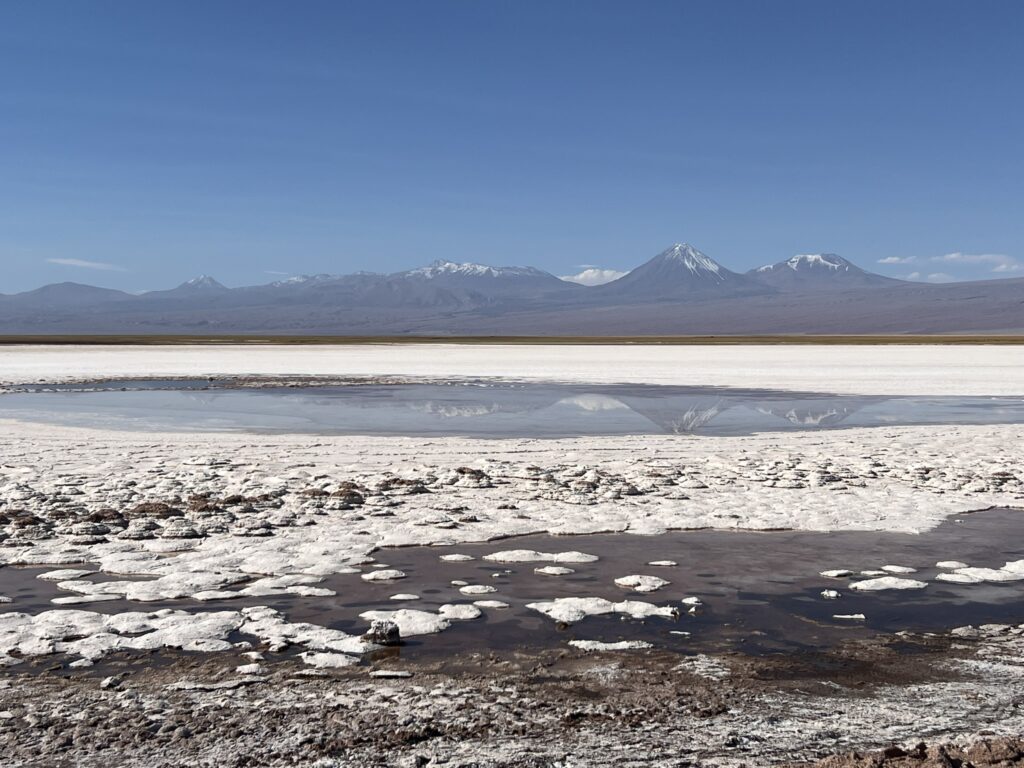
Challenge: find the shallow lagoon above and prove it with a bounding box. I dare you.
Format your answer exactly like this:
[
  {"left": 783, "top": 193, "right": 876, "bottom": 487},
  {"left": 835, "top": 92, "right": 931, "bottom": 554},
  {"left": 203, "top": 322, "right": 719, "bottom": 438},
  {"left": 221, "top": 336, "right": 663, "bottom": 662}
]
[
  {"left": 4, "top": 507, "right": 1023, "bottom": 663},
  {"left": 4, "top": 378, "right": 1024, "bottom": 437}
]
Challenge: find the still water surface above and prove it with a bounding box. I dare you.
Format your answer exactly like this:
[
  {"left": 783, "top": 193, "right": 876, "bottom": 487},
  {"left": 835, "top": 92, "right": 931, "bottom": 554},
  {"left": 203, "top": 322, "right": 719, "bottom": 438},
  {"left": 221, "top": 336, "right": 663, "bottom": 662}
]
[{"left": 3, "top": 379, "right": 1024, "bottom": 437}]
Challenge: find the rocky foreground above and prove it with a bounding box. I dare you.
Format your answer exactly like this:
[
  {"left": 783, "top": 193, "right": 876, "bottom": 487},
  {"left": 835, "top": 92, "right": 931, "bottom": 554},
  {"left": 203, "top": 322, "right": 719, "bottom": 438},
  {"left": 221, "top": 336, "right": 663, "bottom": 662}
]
[{"left": 2, "top": 623, "right": 1024, "bottom": 767}]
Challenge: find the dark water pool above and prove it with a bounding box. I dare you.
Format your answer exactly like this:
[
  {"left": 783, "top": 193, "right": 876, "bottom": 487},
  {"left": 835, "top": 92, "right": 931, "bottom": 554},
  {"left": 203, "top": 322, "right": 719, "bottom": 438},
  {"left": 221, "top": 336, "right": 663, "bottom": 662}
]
[
  {"left": 3, "top": 379, "right": 1024, "bottom": 437},
  {"left": 4, "top": 508, "right": 1024, "bottom": 660}
]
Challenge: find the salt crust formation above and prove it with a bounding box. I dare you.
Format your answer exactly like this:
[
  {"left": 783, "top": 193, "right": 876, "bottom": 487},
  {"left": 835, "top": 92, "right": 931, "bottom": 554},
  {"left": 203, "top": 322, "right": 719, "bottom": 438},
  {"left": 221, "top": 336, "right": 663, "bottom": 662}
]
[{"left": 0, "top": 417, "right": 1022, "bottom": 664}]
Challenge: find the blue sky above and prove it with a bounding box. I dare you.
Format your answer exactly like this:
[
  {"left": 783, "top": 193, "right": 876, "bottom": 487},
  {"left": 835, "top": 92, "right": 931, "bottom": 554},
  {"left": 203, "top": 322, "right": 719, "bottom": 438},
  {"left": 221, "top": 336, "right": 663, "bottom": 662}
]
[{"left": 2, "top": 0, "right": 1022, "bottom": 292}]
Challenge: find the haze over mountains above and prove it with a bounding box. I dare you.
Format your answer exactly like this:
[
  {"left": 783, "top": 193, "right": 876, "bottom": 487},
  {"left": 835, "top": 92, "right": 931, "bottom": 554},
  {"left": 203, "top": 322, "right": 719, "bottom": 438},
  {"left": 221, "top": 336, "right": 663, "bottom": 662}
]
[{"left": 1, "top": 244, "right": 1021, "bottom": 335}]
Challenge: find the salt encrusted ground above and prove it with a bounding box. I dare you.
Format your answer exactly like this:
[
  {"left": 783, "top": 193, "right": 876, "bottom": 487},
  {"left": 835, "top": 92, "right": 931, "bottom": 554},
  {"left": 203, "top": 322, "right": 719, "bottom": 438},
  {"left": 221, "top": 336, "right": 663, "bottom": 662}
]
[
  {"left": 2, "top": 342, "right": 1023, "bottom": 395},
  {"left": 1, "top": 344, "right": 1024, "bottom": 765},
  {"left": 0, "top": 418, "right": 1022, "bottom": 670}
]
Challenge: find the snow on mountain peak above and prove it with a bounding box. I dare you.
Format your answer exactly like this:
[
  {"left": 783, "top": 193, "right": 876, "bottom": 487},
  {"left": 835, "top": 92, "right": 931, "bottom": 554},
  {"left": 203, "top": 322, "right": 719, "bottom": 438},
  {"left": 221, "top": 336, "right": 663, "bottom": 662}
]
[
  {"left": 756, "top": 254, "right": 852, "bottom": 273},
  {"left": 179, "top": 275, "right": 226, "bottom": 290},
  {"left": 269, "top": 273, "right": 336, "bottom": 287},
  {"left": 786, "top": 254, "right": 849, "bottom": 271},
  {"left": 657, "top": 244, "right": 724, "bottom": 277},
  {"left": 407, "top": 260, "right": 543, "bottom": 279}
]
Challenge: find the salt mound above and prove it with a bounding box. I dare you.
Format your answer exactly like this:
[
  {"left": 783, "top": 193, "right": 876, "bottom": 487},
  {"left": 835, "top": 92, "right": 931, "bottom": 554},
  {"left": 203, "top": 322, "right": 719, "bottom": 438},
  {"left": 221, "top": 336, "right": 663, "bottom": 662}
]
[
  {"left": 937, "top": 560, "right": 1024, "bottom": 584},
  {"left": 458, "top": 584, "right": 497, "bottom": 595},
  {"left": 484, "top": 550, "right": 599, "bottom": 564},
  {"left": 569, "top": 639, "right": 653, "bottom": 651},
  {"left": 300, "top": 651, "right": 359, "bottom": 668},
  {"left": 614, "top": 575, "right": 670, "bottom": 593},
  {"left": 535, "top": 566, "right": 574, "bottom": 576},
  {"left": 439, "top": 603, "right": 482, "bottom": 620},
  {"left": 849, "top": 576, "right": 928, "bottom": 591},
  {"left": 525, "top": 597, "right": 677, "bottom": 624},
  {"left": 358, "top": 609, "right": 449, "bottom": 636}
]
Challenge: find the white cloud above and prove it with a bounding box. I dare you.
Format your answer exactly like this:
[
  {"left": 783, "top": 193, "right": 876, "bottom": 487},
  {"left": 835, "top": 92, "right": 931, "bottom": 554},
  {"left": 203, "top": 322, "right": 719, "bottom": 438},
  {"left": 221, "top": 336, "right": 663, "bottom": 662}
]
[
  {"left": 931, "top": 252, "right": 1021, "bottom": 273},
  {"left": 903, "top": 271, "right": 955, "bottom": 283},
  {"left": 46, "top": 258, "right": 125, "bottom": 272},
  {"left": 884, "top": 251, "right": 1021, "bottom": 280},
  {"left": 560, "top": 267, "right": 628, "bottom": 286}
]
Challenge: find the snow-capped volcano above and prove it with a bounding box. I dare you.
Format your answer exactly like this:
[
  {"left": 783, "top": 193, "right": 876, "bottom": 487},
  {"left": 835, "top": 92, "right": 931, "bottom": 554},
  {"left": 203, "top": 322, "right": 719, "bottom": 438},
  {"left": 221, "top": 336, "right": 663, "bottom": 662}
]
[
  {"left": 756, "top": 253, "right": 854, "bottom": 273},
  {"left": 142, "top": 275, "right": 229, "bottom": 300},
  {"left": 179, "top": 275, "right": 227, "bottom": 291},
  {"left": 749, "top": 254, "right": 900, "bottom": 291},
  {"left": 268, "top": 273, "right": 338, "bottom": 288},
  {"left": 596, "top": 244, "right": 770, "bottom": 300},
  {"left": 656, "top": 243, "right": 727, "bottom": 279},
  {"left": 405, "top": 260, "right": 552, "bottom": 280},
  {"left": 397, "top": 259, "right": 579, "bottom": 301}
]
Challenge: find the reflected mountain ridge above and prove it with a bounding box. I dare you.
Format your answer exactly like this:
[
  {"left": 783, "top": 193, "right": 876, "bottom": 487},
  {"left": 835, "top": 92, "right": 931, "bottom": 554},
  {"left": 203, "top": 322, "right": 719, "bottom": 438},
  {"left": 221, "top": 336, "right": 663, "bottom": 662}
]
[
  {"left": 752, "top": 397, "right": 887, "bottom": 427},
  {"left": 3, "top": 382, "right": 1024, "bottom": 438}
]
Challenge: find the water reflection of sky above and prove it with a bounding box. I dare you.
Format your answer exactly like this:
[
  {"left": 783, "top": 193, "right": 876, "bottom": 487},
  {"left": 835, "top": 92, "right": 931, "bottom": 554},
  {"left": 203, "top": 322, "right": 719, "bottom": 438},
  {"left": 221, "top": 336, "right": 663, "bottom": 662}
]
[{"left": 2, "top": 381, "right": 1024, "bottom": 437}]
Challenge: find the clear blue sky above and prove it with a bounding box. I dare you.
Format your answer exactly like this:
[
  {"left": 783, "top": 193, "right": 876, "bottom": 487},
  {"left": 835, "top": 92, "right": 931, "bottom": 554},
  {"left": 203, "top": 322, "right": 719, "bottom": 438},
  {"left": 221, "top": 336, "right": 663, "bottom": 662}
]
[{"left": 2, "top": 0, "right": 1022, "bottom": 292}]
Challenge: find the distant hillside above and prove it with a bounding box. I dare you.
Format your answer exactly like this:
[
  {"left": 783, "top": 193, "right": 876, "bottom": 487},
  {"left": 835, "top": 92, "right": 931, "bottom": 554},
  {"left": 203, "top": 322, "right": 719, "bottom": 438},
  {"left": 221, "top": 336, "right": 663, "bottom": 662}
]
[{"left": 2, "top": 245, "right": 1022, "bottom": 335}]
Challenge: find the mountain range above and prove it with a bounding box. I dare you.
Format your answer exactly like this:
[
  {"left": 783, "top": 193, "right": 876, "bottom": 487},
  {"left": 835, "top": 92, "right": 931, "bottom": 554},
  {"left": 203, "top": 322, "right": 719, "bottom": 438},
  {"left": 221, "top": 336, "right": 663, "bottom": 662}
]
[{"left": 1, "top": 244, "right": 1022, "bottom": 335}]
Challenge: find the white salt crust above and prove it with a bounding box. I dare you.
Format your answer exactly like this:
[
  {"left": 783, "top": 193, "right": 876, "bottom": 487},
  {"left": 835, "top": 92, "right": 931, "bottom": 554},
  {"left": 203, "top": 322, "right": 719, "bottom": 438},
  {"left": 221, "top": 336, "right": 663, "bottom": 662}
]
[
  {"left": 0, "top": 371, "right": 1022, "bottom": 665},
  {"left": 3, "top": 343, "right": 1022, "bottom": 396},
  {"left": 613, "top": 575, "right": 670, "bottom": 593},
  {"left": 569, "top": 639, "right": 653, "bottom": 651},
  {"left": 849, "top": 577, "right": 929, "bottom": 591},
  {"left": 525, "top": 597, "right": 678, "bottom": 624}
]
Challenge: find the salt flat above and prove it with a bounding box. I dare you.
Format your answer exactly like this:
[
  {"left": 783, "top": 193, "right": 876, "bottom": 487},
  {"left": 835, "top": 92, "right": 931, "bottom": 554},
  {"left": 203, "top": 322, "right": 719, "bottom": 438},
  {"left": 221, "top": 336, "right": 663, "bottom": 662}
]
[
  {"left": 2, "top": 345, "right": 1024, "bottom": 766},
  {"left": 2, "top": 343, "right": 1023, "bottom": 395}
]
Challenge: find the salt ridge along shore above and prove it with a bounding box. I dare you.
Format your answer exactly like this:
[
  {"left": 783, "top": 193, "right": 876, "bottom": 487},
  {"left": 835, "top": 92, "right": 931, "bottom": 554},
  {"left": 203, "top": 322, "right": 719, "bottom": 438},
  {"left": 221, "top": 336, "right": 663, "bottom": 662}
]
[
  {"left": 1, "top": 420, "right": 1021, "bottom": 613},
  {"left": 2, "top": 343, "right": 1024, "bottom": 395}
]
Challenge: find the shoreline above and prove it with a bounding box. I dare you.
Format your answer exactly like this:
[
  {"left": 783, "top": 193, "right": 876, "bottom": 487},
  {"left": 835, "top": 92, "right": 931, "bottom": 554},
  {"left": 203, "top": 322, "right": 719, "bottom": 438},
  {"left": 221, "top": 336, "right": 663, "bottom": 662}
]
[
  {"left": 3, "top": 343, "right": 1023, "bottom": 396},
  {"left": 3, "top": 333, "right": 1024, "bottom": 346}
]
